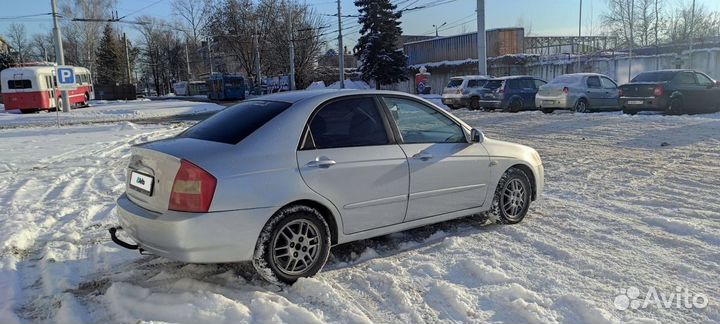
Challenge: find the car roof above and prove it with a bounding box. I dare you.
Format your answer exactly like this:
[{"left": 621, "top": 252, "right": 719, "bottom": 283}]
[
  {"left": 246, "top": 89, "right": 421, "bottom": 104},
  {"left": 491, "top": 75, "right": 536, "bottom": 80},
  {"left": 450, "top": 75, "right": 491, "bottom": 80}
]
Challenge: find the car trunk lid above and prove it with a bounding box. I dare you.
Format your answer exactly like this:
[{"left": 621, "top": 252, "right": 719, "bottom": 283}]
[
  {"left": 620, "top": 82, "right": 665, "bottom": 97},
  {"left": 538, "top": 84, "right": 566, "bottom": 97}
]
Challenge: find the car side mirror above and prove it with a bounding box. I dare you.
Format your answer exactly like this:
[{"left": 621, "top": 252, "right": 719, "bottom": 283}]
[{"left": 471, "top": 128, "right": 484, "bottom": 143}]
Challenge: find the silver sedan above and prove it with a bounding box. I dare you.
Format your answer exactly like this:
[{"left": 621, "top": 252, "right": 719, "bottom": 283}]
[
  {"left": 536, "top": 73, "right": 620, "bottom": 113},
  {"left": 110, "top": 90, "right": 544, "bottom": 283}
]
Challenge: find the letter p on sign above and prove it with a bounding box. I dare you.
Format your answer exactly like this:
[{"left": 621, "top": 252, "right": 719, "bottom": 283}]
[{"left": 57, "top": 66, "right": 77, "bottom": 90}]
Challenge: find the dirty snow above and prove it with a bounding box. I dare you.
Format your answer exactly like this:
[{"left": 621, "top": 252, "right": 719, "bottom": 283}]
[
  {"left": 0, "top": 100, "right": 224, "bottom": 128},
  {"left": 0, "top": 109, "right": 719, "bottom": 323}
]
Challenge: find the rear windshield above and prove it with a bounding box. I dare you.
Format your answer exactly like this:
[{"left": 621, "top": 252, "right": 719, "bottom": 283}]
[
  {"left": 179, "top": 100, "right": 291, "bottom": 144},
  {"left": 631, "top": 71, "right": 677, "bottom": 82},
  {"left": 7, "top": 80, "right": 32, "bottom": 89},
  {"left": 484, "top": 80, "right": 504, "bottom": 90},
  {"left": 446, "top": 79, "right": 463, "bottom": 88},
  {"left": 550, "top": 75, "right": 580, "bottom": 84}
]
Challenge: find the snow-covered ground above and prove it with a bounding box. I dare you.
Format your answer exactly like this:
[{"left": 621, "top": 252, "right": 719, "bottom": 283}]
[
  {"left": 0, "top": 100, "right": 224, "bottom": 128},
  {"left": 1, "top": 109, "right": 719, "bottom": 323}
]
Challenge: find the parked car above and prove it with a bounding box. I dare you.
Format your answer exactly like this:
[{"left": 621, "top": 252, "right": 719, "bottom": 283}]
[
  {"left": 109, "top": 90, "right": 544, "bottom": 284},
  {"left": 619, "top": 69, "right": 720, "bottom": 115},
  {"left": 536, "top": 73, "right": 620, "bottom": 113},
  {"left": 479, "top": 76, "right": 547, "bottom": 112},
  {"left": 441, "top": 75, "right": 492, "bottom": 110}
]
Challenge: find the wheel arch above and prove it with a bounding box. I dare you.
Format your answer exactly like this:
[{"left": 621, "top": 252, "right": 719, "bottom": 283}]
[
  {"left": 275, "top": 199, "right": 340, "bottom": 245},
  {"left": 506, "top": 163, "right": 537, "bottom": 201}
]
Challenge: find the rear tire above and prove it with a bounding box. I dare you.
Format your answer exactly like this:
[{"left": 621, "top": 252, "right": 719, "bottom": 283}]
[
  {"left": 488, "top": 168, "right": 532, "bottom": 224},
  {"left": 573, "top": 99, "right": 590, "bottom": 113},
  {"left": 665, "top": 98, "right": 684, "bottom": 115},
  {"left": 504, "top": 99, "right": 523, "bottom": 113},
  {"left": 541, "top": 108, "right": 554, "bottom": 114},
  {"left": 468, "top": 98, "right": 481, "bottom": 110},
  {"left": 253, "top": 205, "right": 332, "bottom": 284}
]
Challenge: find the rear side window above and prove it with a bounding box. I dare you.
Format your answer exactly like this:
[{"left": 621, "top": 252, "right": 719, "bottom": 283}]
[
  {"left": 446, "top": 79, "right": 463, "bottom": 88},
  {"left": 308, "top": 97, "right": 388, "bottom": 149},
  {"left": 485, "top": 80, "right": 503, "bottom": 90},
  {"left": 8, "top": 80, "right": 32, "bottom": 89},
  {"left": 586, "top": 76, "right": 602, "bottom": 88},
  {"left": 467, "top": 79, "right": 486, "bottom": 88},
  {"left": 674, "top": 72, "right": 696, "bottom": 85},
  {"left": 180, "top": 100, "right": 291, "bottom": 144}
]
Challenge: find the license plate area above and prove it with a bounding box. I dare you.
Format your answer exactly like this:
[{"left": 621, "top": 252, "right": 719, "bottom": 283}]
[
  {"left": 628, "top": 100, "right": 644, "bottom": 105},
  {"left": 129, "top": 171, "right": 154, "bottom": 196},
  {"left": 543, "top": 100, "right": 555, "bottom": 105}
]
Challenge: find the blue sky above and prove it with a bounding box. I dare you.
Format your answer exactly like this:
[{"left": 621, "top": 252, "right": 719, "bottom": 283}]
[{"left": 2, "top": 0, "right": 719, "bottom": 47}]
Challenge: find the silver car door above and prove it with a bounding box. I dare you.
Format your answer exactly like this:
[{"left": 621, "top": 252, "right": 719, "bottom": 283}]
[
  {"left": 380, "top": 96, "right": 491, "bottom": 222},
  {"left": 585, "top": 76, "right": 605, "bottom": 108},
  {"left": 296, "top": 96, "right": 409, "bottom": 234}
]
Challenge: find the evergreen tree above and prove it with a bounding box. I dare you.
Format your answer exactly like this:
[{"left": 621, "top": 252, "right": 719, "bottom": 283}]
[
  {"left": 354, "top": 0, "right": 408, "bottom": 89},
  {"left": 95, "top": 23, "right": 123, "bottom": 85}
]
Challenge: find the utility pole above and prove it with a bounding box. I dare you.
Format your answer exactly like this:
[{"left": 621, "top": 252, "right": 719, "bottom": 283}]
[
  {"left": 655, "top": 0, "right": 659, "bottom": 69},
  {"left": 185, "top": 41, "right": 192, "bottom": 80},
  {"left": 433, "top": 22, "right": 446, "bottom": 37},
  {"left": 337, "top": 0, "right": 345, "bottom": 88},
  {"left": 577, "top": 0, "right": 582, "bottom": 72},
  {"left": 51, "top": 0, "right": 71, "bottom": 112},
  {"left": 476, "top": 0, "right": 487, "bottom": 75},
  {"left": 288, "top": 2, "right": 296, "bottom": 91},
  {"left": 689, "top": 0, "right": 696, "bottom": 52},
  {"left": 207, "top": 36, "right": 214, "bottom": 74},
  {"left": 628, "top": 0, "right": 634, "bottom": 83},
  {"left": 254, "top": 34, "right": 261, "bottom": 93},
  {"left": 123, "top": 33, "right": 132, "bottom": 85}
]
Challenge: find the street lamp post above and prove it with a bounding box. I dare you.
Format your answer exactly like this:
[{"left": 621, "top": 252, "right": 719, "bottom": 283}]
[{"left": 433, "top": 22, "right": 447, "bottom": 37}]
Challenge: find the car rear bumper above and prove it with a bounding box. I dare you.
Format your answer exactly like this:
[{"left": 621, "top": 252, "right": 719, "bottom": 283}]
[
  {"left": 620, "top": 97, "right": 667, "bottom": 112},
  {"left": 535, "top": 95, "right": 572, "bottom": 109},
  {"left": 478, "top": 100, "right": 503, "bottom": 108},
  {"left": 441, "top": 94, "right": 468, "bottom": 106},
  {"left": 115, "top": 193, "right": 274, "bottom": 263}
]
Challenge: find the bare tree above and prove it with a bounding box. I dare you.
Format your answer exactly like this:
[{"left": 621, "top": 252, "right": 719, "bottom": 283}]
[
  {"left": 666, "top": 1, "right": 720, "bottom": 44},
  {"left": 30, "top": 32, "right": 55, "bottom": 62},
  {"left": 603, "top": 0, "right": 663, "bottom": 47},
  {"left": 6, "top": 23, "right": 29, "bottom": 63},
  {"left": 59, "top": 0, "right": 116, "bottom": 75},
  {"left": 172, "top": 0, "right": 212, "bottom": 45},
  {"left": 135, "top": 16, "right": 188, "bottom": 95},
  {"left": 206, "top": 0, "right": 324, "bottom": 87}
]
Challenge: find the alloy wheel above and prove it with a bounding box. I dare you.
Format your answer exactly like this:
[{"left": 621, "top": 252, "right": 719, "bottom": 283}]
[
  {"left": 501, "top": 178, "right": 527, "bottom": 222},
  {"left": 271, "top": 219, "right": 321, "bottom": 276}
]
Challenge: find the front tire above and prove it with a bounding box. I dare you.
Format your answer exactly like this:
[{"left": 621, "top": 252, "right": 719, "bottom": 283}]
[
  {"left": 253, "top": 205, "right": 331, "bottom": 284},
  {"left": 504, "top": 99, "right": 523, "bottom": 113},
  {"left": 489, "top": 168, "right": 532, "bottom": 224}
]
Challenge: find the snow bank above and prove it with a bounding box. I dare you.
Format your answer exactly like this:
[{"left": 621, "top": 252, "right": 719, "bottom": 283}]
[
  {"left": 1, "top": 110, "right": 719, "bottom": 323},
  {"left": 0, "top": 99, "right": 224, "bottom": 128}
]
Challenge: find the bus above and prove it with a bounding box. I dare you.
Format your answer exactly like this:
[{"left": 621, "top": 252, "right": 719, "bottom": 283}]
[
  {"left": 207, "top": 74, "right": 245, "bottom": 101},
  {"left": 0, "top": 63, "right": 94, "bottom": 113}
]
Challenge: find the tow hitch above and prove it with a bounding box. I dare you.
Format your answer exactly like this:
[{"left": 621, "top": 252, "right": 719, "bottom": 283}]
[{"left": 109, "top": 227, "right": 139, "bottom": 250}]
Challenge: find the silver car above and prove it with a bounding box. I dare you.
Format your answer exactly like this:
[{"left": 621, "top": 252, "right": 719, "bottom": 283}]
[
  {"left": 536, "top": 73, "right": 620, "bottom": 113},
  {"left": 110, "top": 90, "right": 544, "bottom": 283},
  {"left": 441, "top": 75, "right": 492, "bottom": 110}
]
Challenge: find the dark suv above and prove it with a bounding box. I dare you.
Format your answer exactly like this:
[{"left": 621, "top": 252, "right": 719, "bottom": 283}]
[
  {"left": 619, "top": 69, "right": 720, "bottom": 115},
  {"left": 478, "top": 76, "right": 547, "bottom": 112}
]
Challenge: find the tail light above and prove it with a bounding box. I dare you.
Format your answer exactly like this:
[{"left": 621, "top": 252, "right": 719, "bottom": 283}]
[
  {"left": 618, "top": 88, "right": 624, "bottom": 97},
  {"left": 653, "top": 85, "right": 664, "bottom": 97},
  {"left": 169, "top": 160, "right": 217, "bottom": 213},
  {"left": 562, "top": 87, "right": 569, "bottom": 95}
]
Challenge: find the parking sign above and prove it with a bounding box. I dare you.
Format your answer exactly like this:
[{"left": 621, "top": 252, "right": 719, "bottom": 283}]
[{"left": 57, "top": 66, "right": 77, "bottom": 90}]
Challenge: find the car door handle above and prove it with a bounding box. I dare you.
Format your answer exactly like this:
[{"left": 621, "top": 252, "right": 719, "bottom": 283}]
[
  {"left": 305, "top": 157, "right": 336, "bottom": 168},
  {"left": 412, "top": 152, "right": 433, "bottom": 161}
]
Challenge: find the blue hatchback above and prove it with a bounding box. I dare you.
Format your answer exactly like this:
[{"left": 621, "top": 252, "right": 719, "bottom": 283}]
[{"left": 477, "top": 76, "right": 547, "bottom": 112}]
